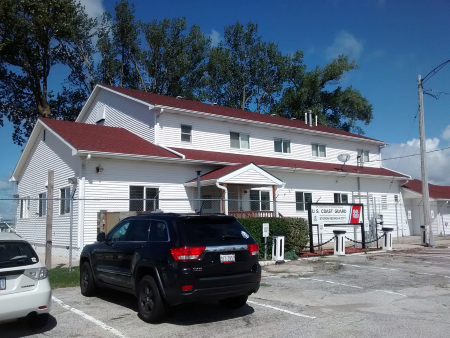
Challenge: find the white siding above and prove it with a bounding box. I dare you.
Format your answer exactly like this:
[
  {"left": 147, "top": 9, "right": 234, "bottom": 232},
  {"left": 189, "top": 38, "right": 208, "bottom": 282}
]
[
  {"left": 83, "top": 159, "right": 217, "bottom": 245},
  {"left": 15, "top": 129, "right": 80, "bottom": 248},
  {"left": 158, "top": 112, "right": 381, "bottom": 167},
  {"left": 81, "top": 89, "right": 155, "bottom": 143},
  {"left": 224, "top": 169, "right": 276, "bottom": 185}
]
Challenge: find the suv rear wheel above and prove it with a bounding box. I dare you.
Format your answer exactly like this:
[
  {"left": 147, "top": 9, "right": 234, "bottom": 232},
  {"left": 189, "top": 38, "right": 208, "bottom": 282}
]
[
  {"left": 220, "top": 295, "right": 248, "bottom": 309},
  {"left": 137, "top": 275, "right": 166, "bottom": 323},
  {"left": 80, "top": 262, "right": 97, "bottom": 297}
]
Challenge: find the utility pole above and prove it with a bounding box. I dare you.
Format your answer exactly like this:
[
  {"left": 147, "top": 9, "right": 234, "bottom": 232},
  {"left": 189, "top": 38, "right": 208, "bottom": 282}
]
[{"left": 418, "top": 75, "right": 434, "bottom": 247}]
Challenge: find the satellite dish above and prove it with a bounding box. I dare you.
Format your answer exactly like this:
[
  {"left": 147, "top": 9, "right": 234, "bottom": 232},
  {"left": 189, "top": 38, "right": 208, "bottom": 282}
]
[{"left": 337, "top": 153, "right": 351, "bottom": 163}]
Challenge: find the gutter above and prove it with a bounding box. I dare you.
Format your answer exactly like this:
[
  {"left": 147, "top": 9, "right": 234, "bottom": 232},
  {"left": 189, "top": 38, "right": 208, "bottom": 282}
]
[
  {"left": 158, "top": 144, "right": 185, "bottom": 159},
  {"left": 215, "top": 181, "right": 228, "bottom": 215}
]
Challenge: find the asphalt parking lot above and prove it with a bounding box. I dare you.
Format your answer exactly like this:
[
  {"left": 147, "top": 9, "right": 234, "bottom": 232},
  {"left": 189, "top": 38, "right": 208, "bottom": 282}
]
[{"left": 3, "top": 247, "right": 450, "bottom": 338}]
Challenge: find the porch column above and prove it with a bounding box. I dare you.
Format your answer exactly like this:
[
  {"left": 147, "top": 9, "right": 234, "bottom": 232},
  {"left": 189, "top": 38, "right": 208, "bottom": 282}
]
[{"left": 273, "top": 185, "right": 277, "bottom": 217}]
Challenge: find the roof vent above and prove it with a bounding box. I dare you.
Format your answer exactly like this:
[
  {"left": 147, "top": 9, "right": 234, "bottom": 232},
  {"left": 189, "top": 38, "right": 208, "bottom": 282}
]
[
  {"left": 291, "top": 117, "right": 296, "bottom": 120},
  {"left": 176, "top": 96, "right": 183, "bottom": 100},
  {"left": 271, "top": 114, "right": 276, "bottom": 117},
  {"left": 212, "top": 102, "right": 218, "bottom": 106}
]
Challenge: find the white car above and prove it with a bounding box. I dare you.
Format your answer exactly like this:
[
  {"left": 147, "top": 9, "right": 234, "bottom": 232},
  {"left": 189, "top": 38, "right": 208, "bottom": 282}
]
[{"left": 0, "top": 232, "right": 52, "bottom": 327}]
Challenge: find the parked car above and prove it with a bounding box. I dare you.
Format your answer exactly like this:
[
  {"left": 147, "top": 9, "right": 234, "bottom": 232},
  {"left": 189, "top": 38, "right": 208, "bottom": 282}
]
[
  {"left": 80, "top": 213, "right": 261, "bottom": 323},
  {"left": 0, "top": 232, "right": 52, "bottom": 327}
]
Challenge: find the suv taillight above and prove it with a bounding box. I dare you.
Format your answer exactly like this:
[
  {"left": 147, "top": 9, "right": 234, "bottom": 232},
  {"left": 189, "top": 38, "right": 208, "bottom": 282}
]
[
  {"left": 170, "top": 247, "right": 206, "bottom": 261},
  {"left": 248, "top": 244, "right": 259, "bottom": 256}
]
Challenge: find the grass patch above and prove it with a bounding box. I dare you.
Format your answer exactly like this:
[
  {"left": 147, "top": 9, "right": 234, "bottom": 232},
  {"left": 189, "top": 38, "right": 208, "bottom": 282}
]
[
  {"left": 48, "top": 267, "right": 80, "bottom": 289},
  {"left": 260, "top": 283, "right": 271, "bottom": 287}
]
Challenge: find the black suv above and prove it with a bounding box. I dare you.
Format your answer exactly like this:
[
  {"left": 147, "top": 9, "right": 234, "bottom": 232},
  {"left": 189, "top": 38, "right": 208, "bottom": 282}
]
[{"left": 79, "top": 213, "right": 261, "bottom": 323}]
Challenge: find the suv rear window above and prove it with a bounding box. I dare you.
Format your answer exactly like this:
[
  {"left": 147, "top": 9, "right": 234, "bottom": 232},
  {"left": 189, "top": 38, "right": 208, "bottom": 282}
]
[
  {"left": 0, "top": 241, "right": 39, "bottom": 268},
  {"left": 180, "top": 217, "right": 254, "bottom": 246}
]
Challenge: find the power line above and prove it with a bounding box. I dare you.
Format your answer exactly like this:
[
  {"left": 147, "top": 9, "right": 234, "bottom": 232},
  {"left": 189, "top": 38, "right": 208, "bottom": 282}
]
[
  {"left": 422, "top": 59, "right": 450, "bottom": 84},
  {"left": 375, "top": 145, "right": 450, "bottom": 163}
]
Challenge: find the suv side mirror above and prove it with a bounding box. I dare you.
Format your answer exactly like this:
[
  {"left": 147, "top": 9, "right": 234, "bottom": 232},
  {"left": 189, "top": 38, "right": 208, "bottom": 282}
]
[{"left": 97, "top": 232, "right": 106, "bottom": 242}]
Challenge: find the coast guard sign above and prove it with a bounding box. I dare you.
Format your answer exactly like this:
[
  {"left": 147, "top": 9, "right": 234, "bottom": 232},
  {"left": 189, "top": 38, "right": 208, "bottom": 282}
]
[{"left": 311, "top": 204, "right": 363, "bottom": 225}]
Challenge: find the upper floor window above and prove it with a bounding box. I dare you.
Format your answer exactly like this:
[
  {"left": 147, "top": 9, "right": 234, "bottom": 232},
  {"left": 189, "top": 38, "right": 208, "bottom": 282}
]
[
  {"left": 296, "top": 192, "right": 312, "bottom": 211},
  {"left": 274, "top": 138, "right": 291, "bottom": 153},
  {"left": 334, "top": 193, "right": 348, "bottom": 204},
  {"left": 312, "top": 144, "right": 326, "bottom": 157},
  {"left": 230, "top": 132, "right": 250, "bottom": 149},
  {"left": 357, "top": 149, "right": 369, "bottom": 163},
  {"left": 181, "top": 124, "right": 192, "bottom": 143},
  {"left": 38, "top": 192, "right": 47, "bottom": 217},
  {"left": 129, "top": 186, "right": 159, "bottom": 212},
  {"left": 60, "top": 187, "right": 71, "bottom": 215}
]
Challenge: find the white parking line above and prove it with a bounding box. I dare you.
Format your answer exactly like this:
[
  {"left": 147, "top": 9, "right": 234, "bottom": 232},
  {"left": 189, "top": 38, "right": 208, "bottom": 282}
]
[
  {"left": 300, "top": 277, "right": 363, "bottom": 289},
  {"left": 247, "top": 300, "right": 316, "bottom": 319},
  {"left": 52, "top": 296, "right": 129, "bottom": 338},
  {"left": 375, "top": 290, "right": 407, "bottom": 297}
]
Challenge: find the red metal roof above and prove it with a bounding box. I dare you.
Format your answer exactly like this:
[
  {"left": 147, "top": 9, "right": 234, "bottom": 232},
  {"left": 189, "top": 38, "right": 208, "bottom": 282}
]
[
  {"left": 171, "top": 147, "right": 409, "bottom": 178},
  {"left": 41, "top": 119, "right": 179, "bottom": 158},
  {"left": 100, "top": 84, "right": 383, "bottom": 143},
  {"left": 402, "top": 179, "right": 450, "bottom": 199},
  {"left": 187, "top": 163, "right": 249, "bottom": 183}
]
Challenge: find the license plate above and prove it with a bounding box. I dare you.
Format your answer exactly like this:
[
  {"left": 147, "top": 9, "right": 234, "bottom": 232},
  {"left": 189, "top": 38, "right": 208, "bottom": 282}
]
[
  {"left": 220, "top": 254, "right": 235, "bottom": 264},
  {"left": 0, "top": 278, "right": 5, "bottom": 290}
]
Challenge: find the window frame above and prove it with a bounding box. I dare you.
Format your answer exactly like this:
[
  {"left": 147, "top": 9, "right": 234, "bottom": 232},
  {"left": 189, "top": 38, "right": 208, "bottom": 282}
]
[
  {"left": 60, "top": 187, "right": 71, "bottom": 215},
  {"left": 20, "top": 197, "right": 30, "bottom": 219},
  {"left": 334, "top": 193, "right": 349, "bottom": 204},
  {"left": 311, "top": 143, "right": 327, "bottom": 158},
  {"left": 274, "top": 138, "right": 291, "bottom": 154},
  {"left": 180, "top": 124, "right": 192, "bottom": 143},
  {"left": 230, "top": 131, "right": 250, "bottom": 150},
  {"left": 129, "top": 186, "right": 160, "bottom": 212},
  {"left": 357, "top": 149, "right": 370, "bottom": 163},
  {"left": 38, "top": 192, "right": 47, "bottom": 217},
  {"left": 250, "top": 190, "right": 271, "bottom": 211},
  {"left": 295, "top": 191, "right": 312, "bottom": 212}
]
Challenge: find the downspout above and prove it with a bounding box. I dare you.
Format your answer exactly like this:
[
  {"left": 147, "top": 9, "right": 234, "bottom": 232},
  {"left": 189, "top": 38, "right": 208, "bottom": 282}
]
[
  {"left": 274, "top": 182, "right": 286, "bottom": 217},
  {"left": 216, "top": 181, "right": 228, "bottom": 215},
  {"left": 196, "top": 171, "right": 202, "bottom": 212},
  {"left": 154, "top": 108, "right": 163, "bottom": 145}
]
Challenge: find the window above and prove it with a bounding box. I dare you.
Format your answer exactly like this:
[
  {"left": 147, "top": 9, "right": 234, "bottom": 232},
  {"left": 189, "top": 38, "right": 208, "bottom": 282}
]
[
  {"left": 129, "top": 186, "right": 159, "bottom": 212},
  {"left": 230, "top": 132, "right": 250, "bottom": 149},
  {"left": 181, "top": 124, "right": 192, "bottom": 143},
  {"left": 274, "top": 139, "right": 291, "bottom": 153},
  {"left": 357, "top": 150, "right": 369, "bottom": 163},
  {"left": 128, "top": 220, "right": 151, "bottom": 242},
  {"left": 20, "top": 197, "right": 30, "bottom": 219},
  {"left": 149, "top": 221, "right": 169, "bottom": 242},
  {"left": 381, "top": 195, "right": 388, "bottom": 210},
  {"left": 334, "top": 193, "right": 348, "bottom": 204},
  {"left": 38, "top": 193, "right": 47, "bottom": 217},
  {"left": 250, "top": 190, "right": 270, "bottom": 211},
  {"left": 60, "top": 187, "right": 71, "bottom": 215},
  {"left": 296, "top": 192, "right": 312, "bottom": 211},
  {"left": 108, "top": 221, "right": 132, "bottom": 242},
  {"left": 312, "top": 144, "right": 326, "bottom": 157}
]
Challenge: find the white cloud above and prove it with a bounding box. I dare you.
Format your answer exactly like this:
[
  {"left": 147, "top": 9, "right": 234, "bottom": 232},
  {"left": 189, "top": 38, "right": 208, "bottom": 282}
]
[
  {"left": 0, "top": 179, "right": 13, "bottom": 191},
  {"left": 79, "top": 0, "right": 105, "bottom": 18},
  {"left": 442, "top": 125, "right": 450, "bottom": 140},
  {"left": 382, "top": 133, "right": 450, "bottom": 185},
  {"left": 326, "top": 31, "right": 364, "bottom": 60},
  {"left": 209, "top": 29, "right": 221, "bottom": 47}
]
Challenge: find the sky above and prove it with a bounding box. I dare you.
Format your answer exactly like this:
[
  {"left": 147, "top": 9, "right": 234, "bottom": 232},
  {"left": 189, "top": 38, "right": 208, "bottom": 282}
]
[{"left": 1, "top": 0, "right": 450, "bottom": 197}]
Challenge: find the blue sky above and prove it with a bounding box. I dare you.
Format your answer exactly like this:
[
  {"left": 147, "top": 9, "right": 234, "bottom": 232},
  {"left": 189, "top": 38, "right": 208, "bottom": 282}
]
[{"left": 1, "top": 0, "right": 450, "bottom": 195}]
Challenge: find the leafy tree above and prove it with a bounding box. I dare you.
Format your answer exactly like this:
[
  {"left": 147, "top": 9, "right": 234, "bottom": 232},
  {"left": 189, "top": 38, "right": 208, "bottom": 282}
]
[
  {"left": 96, "top": 12, "right": 120, "bottom": 86},
  {"left": 141, "top": 17, "right": 210, "bottom": 99},
  {"left": 273, "top": 53, "right": 373, "bottom": 134},
  {"left": 0, "top": 0, "right": 96, "bottom": 145}
]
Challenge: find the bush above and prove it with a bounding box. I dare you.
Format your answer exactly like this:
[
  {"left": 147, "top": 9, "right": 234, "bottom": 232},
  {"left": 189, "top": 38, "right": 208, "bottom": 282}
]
[{"left": 237, "top": 217, "right": 309, "bottom": 258}]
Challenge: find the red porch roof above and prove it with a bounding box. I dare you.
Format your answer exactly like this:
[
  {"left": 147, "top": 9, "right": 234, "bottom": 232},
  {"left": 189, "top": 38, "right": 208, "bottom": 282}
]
[{"left": 402, "top": 179, "right": 450, "bottom": 200}]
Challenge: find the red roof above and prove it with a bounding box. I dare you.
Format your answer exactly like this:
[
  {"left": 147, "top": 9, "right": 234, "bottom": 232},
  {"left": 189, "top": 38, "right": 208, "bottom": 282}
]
[
  {"left": 188, "top": 163, "right": 248, "bottom": 182},
  {"left": 41, "top": 119, "right": 179, "bottom": 158},
  {"left": 171, "top": 148, "right": 409, "bottom": 178},
  {"left": 100, "top": 84, "right": 383, "bottom": 143},
  {"left": 403, "top": 179, "right": 450, "bottom": 199}
]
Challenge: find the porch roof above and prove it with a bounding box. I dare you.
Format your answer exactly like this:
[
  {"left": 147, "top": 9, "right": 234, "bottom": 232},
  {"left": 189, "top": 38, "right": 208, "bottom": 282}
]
[{"left": 185, "top": 163, "right": 284, "bottom": 186}]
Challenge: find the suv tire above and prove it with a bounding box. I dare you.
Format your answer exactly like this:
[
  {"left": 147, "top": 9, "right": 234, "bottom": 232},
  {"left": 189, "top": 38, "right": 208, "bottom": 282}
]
[
  {"left": 220, "top": 295, "right": 248, "bottom": 309},
  {"left": 137, "top": 275, "right": 166, "bottom": 323},
  {"left": 80, "top": 262, "right": 97, "bottom": 297},
  {"left": 27, "top": 313, "right": 49, "bottom": 328}
]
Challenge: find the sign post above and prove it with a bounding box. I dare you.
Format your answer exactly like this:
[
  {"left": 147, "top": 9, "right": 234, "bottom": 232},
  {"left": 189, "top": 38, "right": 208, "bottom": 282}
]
[
  {"left": 318, "top": 221, "right": 324, "bottom": 255},
  {"left": 263, "top": 223, "right": 269, "bottom": 260}
]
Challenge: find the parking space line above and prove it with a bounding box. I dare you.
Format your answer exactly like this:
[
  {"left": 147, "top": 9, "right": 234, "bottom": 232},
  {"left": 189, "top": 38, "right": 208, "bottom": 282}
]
[
  {"left": 247, "top": 300, "right": 316, "bottom": 319},
  {"left": 52, "top": 296, "right": 129, "bottom": 338},
  {"left": 374, "top": 290, "right": 407, "bottom": 297},
  {"left": 300, "top": 277, "right": 363, "bottom": 289}
]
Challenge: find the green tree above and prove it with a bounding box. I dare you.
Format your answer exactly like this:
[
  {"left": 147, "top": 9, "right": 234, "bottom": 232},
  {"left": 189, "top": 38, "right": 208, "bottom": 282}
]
[
  {"left": 273, "top": 53, "right": 373, "bottom": 134},
  {"left": 141, "top": 17, "right": 210, "bottom": 99},
  {"left": 0, "top": 0, "right": 97, "bottom": 145}
]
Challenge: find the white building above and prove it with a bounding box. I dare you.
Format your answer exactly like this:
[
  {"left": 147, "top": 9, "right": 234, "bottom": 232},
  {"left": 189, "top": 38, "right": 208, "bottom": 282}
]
[{"left": 10, "top": 84, "right": 414, "bottom": 252}]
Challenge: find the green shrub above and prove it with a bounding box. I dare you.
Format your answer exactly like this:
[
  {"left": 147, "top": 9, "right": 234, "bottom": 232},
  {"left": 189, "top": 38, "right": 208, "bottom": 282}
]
[
  {"left": 285, "top": 251, "right": 299, "bottom": 260},
  {"left": 237, "top": 217, "right": 309, "bottom": 258}
]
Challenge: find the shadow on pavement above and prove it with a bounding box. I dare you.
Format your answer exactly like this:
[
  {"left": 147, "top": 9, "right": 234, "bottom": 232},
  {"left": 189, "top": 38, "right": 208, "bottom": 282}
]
[
  {"left": 97, "top": 290, "right": 255, "bottom": 326},
  {"left": 1, "top": 315, "right": 57, "bottom": 338}
]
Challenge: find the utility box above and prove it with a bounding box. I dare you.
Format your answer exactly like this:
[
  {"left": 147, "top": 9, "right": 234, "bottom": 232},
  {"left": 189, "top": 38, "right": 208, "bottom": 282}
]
[{"left": 272, "top": 235, "right": 285, "bottom": 261}]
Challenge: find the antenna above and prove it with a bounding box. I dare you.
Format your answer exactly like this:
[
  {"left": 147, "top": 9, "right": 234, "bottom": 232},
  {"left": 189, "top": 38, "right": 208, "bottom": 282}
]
[{"left": 337, "top": 153, "right": 351, "bottom": 171}]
